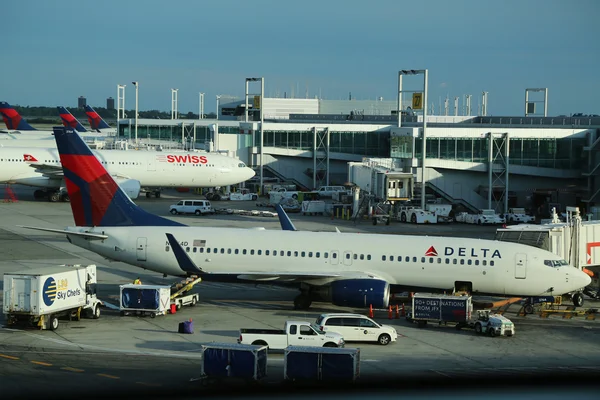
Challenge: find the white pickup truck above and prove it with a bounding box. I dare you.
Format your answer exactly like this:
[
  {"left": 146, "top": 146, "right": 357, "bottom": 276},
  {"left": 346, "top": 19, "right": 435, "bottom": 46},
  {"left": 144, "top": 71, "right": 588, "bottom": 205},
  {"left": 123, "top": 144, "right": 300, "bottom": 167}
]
[
  {"left": 268, "top": 188, "right": 299, "bottom": 200},
  {"left": 237, "top": 320, "right": 345, "bottom": 350},
  {"left": 504, "top": 208, "right": 535, "bottom": 224},
  {"left": 455, "top": 209, "right": 505, "bottom": 225}
]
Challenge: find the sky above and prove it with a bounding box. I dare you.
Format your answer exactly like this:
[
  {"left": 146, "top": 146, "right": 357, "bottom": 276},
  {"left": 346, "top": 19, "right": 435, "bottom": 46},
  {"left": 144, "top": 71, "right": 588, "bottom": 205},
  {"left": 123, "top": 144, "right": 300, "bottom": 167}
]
[{"left": 3, "top": 0, "right": 599, "bottom": 116}]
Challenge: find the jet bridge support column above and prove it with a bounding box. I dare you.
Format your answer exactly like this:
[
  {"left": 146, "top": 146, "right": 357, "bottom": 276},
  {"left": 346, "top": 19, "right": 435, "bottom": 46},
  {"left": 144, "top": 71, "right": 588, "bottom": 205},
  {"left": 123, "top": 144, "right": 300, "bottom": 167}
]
[
  {"left": 487, "top": 132, "right": 509, "bottom": 213},
  {"left": 313, "top": 127, "right": 330, "bottom": 189}
]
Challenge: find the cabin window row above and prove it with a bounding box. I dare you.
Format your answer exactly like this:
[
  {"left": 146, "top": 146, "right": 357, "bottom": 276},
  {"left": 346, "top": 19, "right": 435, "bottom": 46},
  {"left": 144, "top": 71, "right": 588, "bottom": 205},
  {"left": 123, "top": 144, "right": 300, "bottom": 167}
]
[
  {"left": 165, "top": 246, "right": 372, "bottom": 261},
  {"left": 381, "top": 255, "right": 495, "bottom": 266}
]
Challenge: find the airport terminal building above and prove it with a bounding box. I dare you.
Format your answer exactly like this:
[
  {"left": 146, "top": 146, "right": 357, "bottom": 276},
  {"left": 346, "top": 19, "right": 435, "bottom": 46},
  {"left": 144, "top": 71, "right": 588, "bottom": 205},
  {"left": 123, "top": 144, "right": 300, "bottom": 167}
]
[{"left": 115, "top": 98, "right": 600, "bottom": 215}]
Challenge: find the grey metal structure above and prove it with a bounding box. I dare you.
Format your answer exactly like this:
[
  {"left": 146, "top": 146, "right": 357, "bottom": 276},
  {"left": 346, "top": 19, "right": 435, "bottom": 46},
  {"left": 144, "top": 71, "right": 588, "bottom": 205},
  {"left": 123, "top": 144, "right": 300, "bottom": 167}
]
[
  {"left": 481, "top": 92, "right": 489, "bottom": 116},
  {"left": 117, "top": 84, "right": 126, "bottom": 125},
  {"left": 245, "top": 77, "right": 265, "bottom": 191},
  {"left": 525, "top": 88, "right": 548, "bottom": 117},
  {"left": 171, "top": 88, "right": 178, "bottom": 120},
  {"left": 312, "top": 127, "right": 330, "bottom": 188},
  {"left": 199, "top": 92, "right": 205, "bottom": 119},
  {"left": 487, "top": 132, "right": 510, "bottom": 213},
  {"left": 397, "top": 69, "right": 428, "bottom": 210},
  {"left": 132, "top": 81, "right": 139, "bottom": 144}
]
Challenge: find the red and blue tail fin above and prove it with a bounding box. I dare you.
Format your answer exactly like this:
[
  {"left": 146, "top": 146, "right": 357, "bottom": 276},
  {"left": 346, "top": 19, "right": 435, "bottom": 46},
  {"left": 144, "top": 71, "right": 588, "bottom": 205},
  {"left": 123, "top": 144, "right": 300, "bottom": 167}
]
[
  {"left": 53, "top": 126, "right": 185, "bottom": 227},
  {"left": 0, "top": 102, "right": 37, "bottom": 131},
  {"left": 84, "top": 105, "right": 111, "bottom": 131},
  {"left": 58, "top": 106, "right": 87, "bottom": 132}
]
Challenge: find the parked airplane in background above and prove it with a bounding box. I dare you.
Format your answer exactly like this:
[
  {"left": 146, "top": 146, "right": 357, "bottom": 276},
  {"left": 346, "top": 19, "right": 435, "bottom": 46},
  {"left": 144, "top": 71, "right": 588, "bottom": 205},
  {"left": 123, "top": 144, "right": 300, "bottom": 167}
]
[
  {"left": 0, "top": 135, "right": 255, "bottom": 201},
  {"left": 58, "top": 106, "right": 88, "bottom": 132},
  {"left": 0, "top": 101, "right": 52, "bottom": 134},
  {"left": 20, "top": 126, "right": 593, "bottom": 311},
  {"left": 85, "top": 105, "right": 117, "bottom": 134}
]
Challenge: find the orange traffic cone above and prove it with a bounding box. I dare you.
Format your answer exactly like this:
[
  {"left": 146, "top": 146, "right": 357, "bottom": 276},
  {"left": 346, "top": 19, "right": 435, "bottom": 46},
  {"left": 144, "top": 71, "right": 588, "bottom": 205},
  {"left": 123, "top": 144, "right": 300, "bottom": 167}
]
[
  {"left": 369, "top": 304, "right": 374, "bottom": 318},
  {"left": 388, "top": 305, "right": 393, "bottom": 319},
  {"left": 401, "top": 303, "right": 406, "bottom": 317},
  {"left": 395, "top": 304, "right": 400, "bottom": 319}
]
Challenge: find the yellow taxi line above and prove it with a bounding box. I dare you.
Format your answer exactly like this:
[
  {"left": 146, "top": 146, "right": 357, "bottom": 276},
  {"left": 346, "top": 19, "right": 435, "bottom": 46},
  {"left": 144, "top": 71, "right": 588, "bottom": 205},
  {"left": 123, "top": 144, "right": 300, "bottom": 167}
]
[
  {"left": 30, "top": 360, "right": 53, "bottom": 367},
  {"left": 0, "top": 353, "right": 19, "bottom": 360},
  {"left": 97, "top": 373, "right": 120, "bottom": 379},
  {"left": 61, "top": 366, "right": 85, "bottom": 372}
]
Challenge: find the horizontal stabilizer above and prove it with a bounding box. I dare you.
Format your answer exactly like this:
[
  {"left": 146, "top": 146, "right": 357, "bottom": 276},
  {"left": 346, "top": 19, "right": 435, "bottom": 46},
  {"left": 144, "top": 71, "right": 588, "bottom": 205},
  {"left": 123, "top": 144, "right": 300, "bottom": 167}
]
[{"left": 17, "top": 225, "right": 108, "bottom": 240}]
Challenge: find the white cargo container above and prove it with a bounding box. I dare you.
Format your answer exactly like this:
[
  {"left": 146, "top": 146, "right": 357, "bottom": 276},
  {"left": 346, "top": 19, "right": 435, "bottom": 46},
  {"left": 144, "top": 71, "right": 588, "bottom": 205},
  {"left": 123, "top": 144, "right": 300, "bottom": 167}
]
[
  {"left": 3, "top": 264, "right": 103, "bottom": 330},
  {"left": 119, "top": 284, "right": 171, "bottom": 318}
]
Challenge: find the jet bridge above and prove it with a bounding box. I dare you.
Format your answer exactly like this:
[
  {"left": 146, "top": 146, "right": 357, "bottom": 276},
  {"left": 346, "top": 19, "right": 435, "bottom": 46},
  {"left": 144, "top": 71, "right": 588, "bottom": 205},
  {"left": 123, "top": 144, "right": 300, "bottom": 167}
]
[{"left": 495, "top": 207, "right": 600, "bottom": 298}]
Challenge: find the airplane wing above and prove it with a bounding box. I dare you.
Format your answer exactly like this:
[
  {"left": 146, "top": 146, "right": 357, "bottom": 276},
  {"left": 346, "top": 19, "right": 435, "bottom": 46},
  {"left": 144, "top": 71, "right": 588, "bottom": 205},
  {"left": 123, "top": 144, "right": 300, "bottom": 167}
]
[
  {"left": 27, "top": 162, "right": 64, "bottom": 178},
  {"left": 18, "top": 225, "right": 109, "bottom": 240}
]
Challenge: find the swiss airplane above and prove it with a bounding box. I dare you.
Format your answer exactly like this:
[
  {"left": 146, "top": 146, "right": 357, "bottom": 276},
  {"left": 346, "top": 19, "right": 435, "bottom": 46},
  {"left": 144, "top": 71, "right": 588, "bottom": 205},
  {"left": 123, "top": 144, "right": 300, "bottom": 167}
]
[
  {"left": 0, "top": 139, "right": 255, "bottom": 201},
  {"left": 20, "top": 126, "right": 593, "bottom": 311}
]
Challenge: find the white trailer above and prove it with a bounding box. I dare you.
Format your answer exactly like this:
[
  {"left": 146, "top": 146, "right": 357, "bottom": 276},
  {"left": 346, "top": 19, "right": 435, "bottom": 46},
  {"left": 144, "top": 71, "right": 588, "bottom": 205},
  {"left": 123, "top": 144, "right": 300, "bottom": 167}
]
[
  {"left": 3, "top": 264, "right": 103, "bottom": 330},
  {"left": 302, "top": 200, "right": 325, "bottom": 215},
  {"left": 119, "top": 284, "right": 171, "bottom": 318},
  {"left": 227, "top": 189, "right": 259, "bottom": 201}
]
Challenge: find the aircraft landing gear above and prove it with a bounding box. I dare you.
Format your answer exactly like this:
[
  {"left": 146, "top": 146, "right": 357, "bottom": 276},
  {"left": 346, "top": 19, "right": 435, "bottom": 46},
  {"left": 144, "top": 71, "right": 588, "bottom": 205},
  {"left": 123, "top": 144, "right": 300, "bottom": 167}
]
[
  {"left": 145, "top": 191, "right": 162, "bottom": 198},
  {"left": 293, "top": 291, "right": 313, "bottom": 310},
  {"left": 572, "top": 292, "right": 584, "bottom": 308}
]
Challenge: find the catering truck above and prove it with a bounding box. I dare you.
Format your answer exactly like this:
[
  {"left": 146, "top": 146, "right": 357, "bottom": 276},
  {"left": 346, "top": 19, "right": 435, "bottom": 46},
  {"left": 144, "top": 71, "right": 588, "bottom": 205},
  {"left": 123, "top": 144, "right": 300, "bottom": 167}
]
[
  {"left": 406, "top": 293, "right": 472, "bottom": 328},
  {"left": 238, "top": 320, "right": 345, "bottom": 350},
  {"left": 3, "top": 264, "right": 103, "bottom": 330}
]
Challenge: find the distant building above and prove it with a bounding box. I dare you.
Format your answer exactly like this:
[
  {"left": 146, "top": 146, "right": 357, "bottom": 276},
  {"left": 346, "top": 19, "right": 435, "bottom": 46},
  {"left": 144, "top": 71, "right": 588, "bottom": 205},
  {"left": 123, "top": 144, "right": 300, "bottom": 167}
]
[
  {"left": 78, "top": 96, "right": 87, "bottom": 108},
  {"left": 107, "top": 97, "right": 115, "bottom": 110}
]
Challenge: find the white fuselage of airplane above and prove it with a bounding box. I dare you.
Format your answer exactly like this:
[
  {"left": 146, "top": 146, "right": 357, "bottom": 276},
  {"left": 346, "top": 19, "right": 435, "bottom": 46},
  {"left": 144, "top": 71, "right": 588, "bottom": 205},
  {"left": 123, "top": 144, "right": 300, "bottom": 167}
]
[
  {"left": 0, "top": 131, "right": 113, "bottom": 143},
  {"left": 64, "top": 225, "right": 591, "bottom": 297},
  {"left": 0, "top": 147, "right": 255, "bottom": 189}
]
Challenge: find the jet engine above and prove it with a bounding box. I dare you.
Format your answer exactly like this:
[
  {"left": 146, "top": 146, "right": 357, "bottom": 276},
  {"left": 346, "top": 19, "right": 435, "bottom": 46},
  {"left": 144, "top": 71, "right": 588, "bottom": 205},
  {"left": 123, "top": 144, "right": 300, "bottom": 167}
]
[
  {"left": 115, "top": 178, "right": 141, "bottom": 200},
  {"left": 330, "top": 279, "right": 390, "bottom": 308}
]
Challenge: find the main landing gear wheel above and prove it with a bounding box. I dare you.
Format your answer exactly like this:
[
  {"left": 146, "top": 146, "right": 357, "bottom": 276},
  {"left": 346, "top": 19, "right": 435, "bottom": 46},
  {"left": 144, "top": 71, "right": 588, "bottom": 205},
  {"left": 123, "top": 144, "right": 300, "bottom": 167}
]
[
  {"left": 146, "top": 192, "right": 152, "bottom": 198},
  {"left": 572, "top": 292, "right": 584, "bottom": 308},
  {"left": 48, "top": 192, "right": 61, "bottom": 202},
  {"left": 293, "top": 293, "right": 312, "bottom": 310}
]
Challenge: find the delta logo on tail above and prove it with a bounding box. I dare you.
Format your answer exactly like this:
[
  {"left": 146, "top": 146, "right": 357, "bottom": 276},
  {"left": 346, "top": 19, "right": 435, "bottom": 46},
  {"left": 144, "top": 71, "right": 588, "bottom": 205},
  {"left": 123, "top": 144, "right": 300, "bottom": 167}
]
[
  {"left": 0, "top": 102, "right": 36, "bottom": 131},
  {"left": 425, "top": 246, "right": 438, "bottom": 257},
  {"left": 58, "top": 107, "right": 87, "bottom": 132},
  {"left": 84, "top": 105, "right": 110, "bottom": 130},
  {"left": 53, "top": 126, "right": 183, "bottom": 227},
  {"left": 23, "top": 154, "right": 38, "bottom": 162}
]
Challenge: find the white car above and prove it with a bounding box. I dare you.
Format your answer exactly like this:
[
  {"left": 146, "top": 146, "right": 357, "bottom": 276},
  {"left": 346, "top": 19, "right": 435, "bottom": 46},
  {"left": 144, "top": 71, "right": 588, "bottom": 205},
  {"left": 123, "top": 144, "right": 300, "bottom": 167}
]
[
  {"left": 505, "top": 208, "right": 535, "bottom": 224},
  {"left": 315, "top": 313, "right": 398, "bottom": 345},
  {"left": 169, "top": 199, "right": 215, "bottom": 216},
  {"left": 455, "top": 209, "right": 505, "bottom": 225}
]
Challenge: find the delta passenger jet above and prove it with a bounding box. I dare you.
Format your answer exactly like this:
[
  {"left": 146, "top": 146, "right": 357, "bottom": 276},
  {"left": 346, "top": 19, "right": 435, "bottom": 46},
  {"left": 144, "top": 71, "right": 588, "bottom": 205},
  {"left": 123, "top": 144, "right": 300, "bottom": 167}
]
[{"left": 19, "top": 127, "right": 592, "bottom": 311}]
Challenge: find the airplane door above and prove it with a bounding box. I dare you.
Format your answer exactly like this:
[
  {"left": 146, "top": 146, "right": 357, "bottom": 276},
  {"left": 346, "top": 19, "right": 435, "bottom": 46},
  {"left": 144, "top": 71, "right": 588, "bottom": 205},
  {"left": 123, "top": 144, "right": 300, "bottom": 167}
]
[
  {"left": 137, "top": 237, "right": 147, "bottom": 261},
  {"left": 515, "top": 253, "right": 527, "bottom": 279},
  {"left": 343, "top": 251, "right": 353, "bottom": 266},
  {"left": 330, "top": 251, "right": 339, "bottom": 265}
]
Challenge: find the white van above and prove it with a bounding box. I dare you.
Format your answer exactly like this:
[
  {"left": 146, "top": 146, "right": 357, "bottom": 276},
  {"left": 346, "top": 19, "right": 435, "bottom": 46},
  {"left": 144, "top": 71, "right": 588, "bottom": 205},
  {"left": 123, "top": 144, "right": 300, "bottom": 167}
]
[
  {"left": 315, "top": 313, "right": 398, "bottom": 345},
  {"left": 169, "top": 200, "right": 215, "bottom": 216}
]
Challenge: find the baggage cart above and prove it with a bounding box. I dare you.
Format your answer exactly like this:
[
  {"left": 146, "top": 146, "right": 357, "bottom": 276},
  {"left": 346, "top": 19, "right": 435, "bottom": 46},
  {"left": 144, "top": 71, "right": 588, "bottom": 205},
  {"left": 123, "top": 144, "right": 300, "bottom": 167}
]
[
  {"left": 119, "top": 284, "right": 170, "bottom": 318},
  {"left": 284, "top": 346, "right": 360, "bottom": 383},
  {"left": 198, "top": 343, "right": 268, "bottom": 386}
]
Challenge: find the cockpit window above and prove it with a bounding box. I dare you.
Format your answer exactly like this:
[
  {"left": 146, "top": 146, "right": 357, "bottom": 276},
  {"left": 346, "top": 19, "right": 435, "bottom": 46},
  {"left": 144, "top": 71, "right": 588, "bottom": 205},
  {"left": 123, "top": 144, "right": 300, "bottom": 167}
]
[
  {"left": 544, "top": 259, "right": 569, "bottom": 268},
  {"left": 238, "top": 163, "right": 246, "bottom": 168}
]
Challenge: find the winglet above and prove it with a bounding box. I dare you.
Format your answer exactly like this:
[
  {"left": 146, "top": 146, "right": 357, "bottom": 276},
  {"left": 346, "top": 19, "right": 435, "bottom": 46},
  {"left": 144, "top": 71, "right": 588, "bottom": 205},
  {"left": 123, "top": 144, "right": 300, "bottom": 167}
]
[
  {"left": 275, "top": 204, "right": 297, "bottom": 231},
  {"left": 166, "top": 233, "right": 203, "bottom": 275}
]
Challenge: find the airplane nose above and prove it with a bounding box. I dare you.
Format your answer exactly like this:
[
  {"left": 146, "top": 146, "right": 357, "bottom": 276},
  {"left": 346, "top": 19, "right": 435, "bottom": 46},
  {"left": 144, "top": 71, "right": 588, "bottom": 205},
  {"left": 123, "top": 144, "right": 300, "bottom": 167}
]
[
  {"left": 576, "top": 268, "right": 592, "bottom": 288},
  {"left": 245, "top": 167, "right": 256, "bottom": 180}
]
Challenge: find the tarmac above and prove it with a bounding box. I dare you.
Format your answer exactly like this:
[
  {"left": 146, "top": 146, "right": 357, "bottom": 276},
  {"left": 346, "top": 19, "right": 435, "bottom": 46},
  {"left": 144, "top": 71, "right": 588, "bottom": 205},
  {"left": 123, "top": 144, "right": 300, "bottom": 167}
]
[{"left": 1, "top": 186, "right": 600, "bottom": 398}]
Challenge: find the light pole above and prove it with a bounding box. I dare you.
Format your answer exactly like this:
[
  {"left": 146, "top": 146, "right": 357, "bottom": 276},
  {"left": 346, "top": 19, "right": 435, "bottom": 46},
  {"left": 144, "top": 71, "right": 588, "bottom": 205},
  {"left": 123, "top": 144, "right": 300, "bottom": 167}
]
[
  {"left": 132, "top": 81, "right": 139, "bottom": 144},
  {"left": 199, "top": 92, "right": 205, "bottom": 119},
  {"left": 216, "top": 95, "right": 221, "bottom": 120}
]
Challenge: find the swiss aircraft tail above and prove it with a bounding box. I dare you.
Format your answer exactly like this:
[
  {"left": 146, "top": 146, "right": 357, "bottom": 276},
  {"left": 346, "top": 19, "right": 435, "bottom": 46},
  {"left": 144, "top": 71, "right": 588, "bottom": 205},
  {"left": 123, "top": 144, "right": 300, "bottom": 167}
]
[
  {"left": 0, "top": 102, "right": 37, "bottom": 131},
  {"left": 58, "top": 106, "right": 88, "bottom": 132},
  {"left": 84, "top": 105, "right": 111, "bottom": 131},
  {"left": 52, "top": 126, "right": 185, "bottom": 227}
]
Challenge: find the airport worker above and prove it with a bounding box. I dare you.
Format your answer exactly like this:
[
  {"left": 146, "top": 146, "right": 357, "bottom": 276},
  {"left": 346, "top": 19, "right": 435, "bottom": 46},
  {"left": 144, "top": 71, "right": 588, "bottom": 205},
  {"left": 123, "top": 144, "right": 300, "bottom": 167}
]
[{"left": 133, "top": 277, "right": 142, "bottom": 285}]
